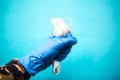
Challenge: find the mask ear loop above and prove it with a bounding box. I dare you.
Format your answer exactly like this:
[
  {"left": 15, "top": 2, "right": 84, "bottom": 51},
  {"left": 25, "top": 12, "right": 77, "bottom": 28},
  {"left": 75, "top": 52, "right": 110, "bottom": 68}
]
[{"left": 63, "top": 17, "right": 72, "bottom": 29}]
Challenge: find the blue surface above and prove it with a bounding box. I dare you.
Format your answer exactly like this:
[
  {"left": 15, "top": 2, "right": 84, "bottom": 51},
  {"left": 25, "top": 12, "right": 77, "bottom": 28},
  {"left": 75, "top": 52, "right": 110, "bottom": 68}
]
[{"left": 0, "top": 0, "right": 120, "bottom": 80}]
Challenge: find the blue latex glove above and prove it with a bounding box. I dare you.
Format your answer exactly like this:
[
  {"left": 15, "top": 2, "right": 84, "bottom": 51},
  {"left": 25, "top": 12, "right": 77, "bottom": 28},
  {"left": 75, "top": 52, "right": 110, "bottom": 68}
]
[{"left": 18, "top": 34, "right": 77, "bottom": 76}]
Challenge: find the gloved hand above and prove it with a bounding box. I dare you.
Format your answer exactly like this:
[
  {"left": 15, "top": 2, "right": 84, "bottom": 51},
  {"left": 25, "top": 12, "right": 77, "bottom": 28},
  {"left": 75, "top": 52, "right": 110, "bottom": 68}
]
[
  {"left": 52, "top": 34, "right": 75, "bottom": 74},
  {"left": 54, "top": 33, "right": 74, "bottom": 62},
  {"left": 18, "top": 35, "right": 77, "bottom": 76}
]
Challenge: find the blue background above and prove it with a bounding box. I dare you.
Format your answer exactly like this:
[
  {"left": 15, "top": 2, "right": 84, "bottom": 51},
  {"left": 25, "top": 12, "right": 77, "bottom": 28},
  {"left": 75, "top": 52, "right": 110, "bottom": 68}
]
[{"left": 0, "top": 0, "right": 120, "bottom": 80}]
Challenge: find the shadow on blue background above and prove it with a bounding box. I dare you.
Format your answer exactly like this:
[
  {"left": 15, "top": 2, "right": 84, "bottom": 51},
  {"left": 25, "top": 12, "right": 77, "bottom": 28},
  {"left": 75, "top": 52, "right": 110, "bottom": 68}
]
[{"left": 0, "top": 0, "right": 120, "bottom": 80}]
